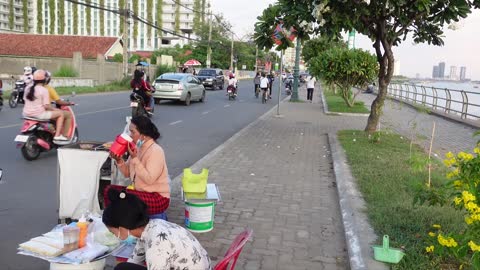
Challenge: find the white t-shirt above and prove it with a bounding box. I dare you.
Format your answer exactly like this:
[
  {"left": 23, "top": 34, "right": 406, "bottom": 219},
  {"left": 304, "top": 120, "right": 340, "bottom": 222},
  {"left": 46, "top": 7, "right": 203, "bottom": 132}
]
[
  {"left": 260, "top": 77, "right": 269, "bottom": 88},
  {"left": 307, "top": 76, "right": 316, "bottom": 89},
  {"left": 228, "top": 78, "right": 237, "bottom": 86}
]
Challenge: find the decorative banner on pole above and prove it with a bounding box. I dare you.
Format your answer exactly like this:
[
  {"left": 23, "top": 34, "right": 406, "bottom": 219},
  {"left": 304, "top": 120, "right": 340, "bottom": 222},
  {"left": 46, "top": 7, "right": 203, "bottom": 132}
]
[{"left": 272, "top": 23, "right": 296, "bottom": 45}]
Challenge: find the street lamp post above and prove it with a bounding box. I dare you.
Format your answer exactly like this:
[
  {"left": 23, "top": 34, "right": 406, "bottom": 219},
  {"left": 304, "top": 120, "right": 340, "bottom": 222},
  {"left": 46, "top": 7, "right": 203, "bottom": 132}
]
[{"left": 291, "top": 37, "right": 301, "bottom": 101}]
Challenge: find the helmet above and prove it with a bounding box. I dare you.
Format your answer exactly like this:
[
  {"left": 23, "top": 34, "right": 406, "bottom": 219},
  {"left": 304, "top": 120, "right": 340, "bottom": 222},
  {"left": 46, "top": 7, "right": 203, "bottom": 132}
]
[
  {"left": 45, "top": 71, "right": 51, "bottom": 84},
  {"left": 33, "top": 69, "right": 47, "bottom": 81},
  {"left": 31, "top": 66, "right": 37, "bottom": 74},
  {"left": 229, "top": 73, "right": 235, "bottom": 79},
  {"left": 23, "top": 66, "right": 32, "bottom": 75}
]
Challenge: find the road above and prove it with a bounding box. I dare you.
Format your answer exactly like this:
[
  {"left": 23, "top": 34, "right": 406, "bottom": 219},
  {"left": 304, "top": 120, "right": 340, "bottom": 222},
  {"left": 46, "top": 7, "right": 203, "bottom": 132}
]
[{"left": 0, "top": 79, "right": 284, "bottom": 269}]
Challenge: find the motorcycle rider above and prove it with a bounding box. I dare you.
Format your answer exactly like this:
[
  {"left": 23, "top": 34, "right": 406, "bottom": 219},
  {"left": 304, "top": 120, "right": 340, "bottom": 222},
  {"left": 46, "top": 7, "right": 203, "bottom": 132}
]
[
  {"left": 260, "top": 72, "right": 269, "bottom": 99},
  {"left": 22, "top": 69, "right": 68, "bottom": 142},
  {"left": 20, "top": 66, "right": 34, "bottom": 102},
  {"left": 228, "top": 73, "right": 238, "bottom": 96},
  {"left": 130, "top": 69, "right": 152, "bottom": 111},
  {"left": 45, "top": 71, "right": 74, "bottom": 140}
]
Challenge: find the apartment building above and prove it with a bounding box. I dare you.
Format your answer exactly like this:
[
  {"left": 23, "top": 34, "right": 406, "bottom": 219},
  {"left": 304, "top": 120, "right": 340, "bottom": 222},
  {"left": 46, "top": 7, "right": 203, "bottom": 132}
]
[
  {"left": 32, "top": 0, "right": 199, "bottom": 51},
  {"left": 0, "top": 0, "right": 34, "bottom": 33}
]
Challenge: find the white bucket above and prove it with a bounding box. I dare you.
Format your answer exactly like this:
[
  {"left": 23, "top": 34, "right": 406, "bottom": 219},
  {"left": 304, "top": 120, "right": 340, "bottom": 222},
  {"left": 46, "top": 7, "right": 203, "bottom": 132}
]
[{"left": 50, "top": 258, "right": 106, "bottom": 270}]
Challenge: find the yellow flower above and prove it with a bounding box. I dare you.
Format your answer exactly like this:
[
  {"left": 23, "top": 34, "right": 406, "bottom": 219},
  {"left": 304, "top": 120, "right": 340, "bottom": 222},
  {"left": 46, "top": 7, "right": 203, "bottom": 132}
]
[
  {"left": 433, "top": 224, "right": 441, "bottom": 229},
  {"left": 474, "top": 148, "right": 480, "bottom": 155},
  {"left": 458, "top": 152, "right": 474, "bottom": 161},
  {"left": 462, "top": 191, "right": 476, "bottom": 204},
  {"left": 466, "top": 217, "right": 474, "bottom": 225},
  {"left": 428, "top": 232, "right": 436, "bottom": 237},
  {"left": 425, "top": 245, "right": 434, "bottom": 253},
  {"left": 437, "top": 234, "right": 458, "bottom": 247},
  {"left": 453, "top": 179, "right": 462, "bottom": 186},
  {"left": 446, "top": 152, "right": 455, "bottom": 159},
  {"left": 444, "top": 158, "right": 456, "bottom": 167},
  {"left": 454, "top": 197, "right": 462, "bottom": 205},
  {"left": 466, "top": 202, "right": 479, "bottom": 212},
  {"left": 469, "top": 241, "right": 480, "bottom": 252}
]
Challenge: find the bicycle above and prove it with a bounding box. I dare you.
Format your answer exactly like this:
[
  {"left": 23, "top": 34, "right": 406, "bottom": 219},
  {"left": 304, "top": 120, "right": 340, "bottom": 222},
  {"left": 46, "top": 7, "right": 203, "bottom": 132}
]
[
  {"left": 255, "top": 85, "right": 260, "bottom": 98},
  {"left": 261, "top": 88, "right": 268, "bottom": 104}
]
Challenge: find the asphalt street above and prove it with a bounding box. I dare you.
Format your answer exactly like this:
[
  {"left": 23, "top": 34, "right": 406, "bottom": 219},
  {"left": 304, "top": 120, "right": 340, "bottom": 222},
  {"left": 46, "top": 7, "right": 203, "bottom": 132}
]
[{"left": 0, "top": 79, "right": 284, "bottom": 270}]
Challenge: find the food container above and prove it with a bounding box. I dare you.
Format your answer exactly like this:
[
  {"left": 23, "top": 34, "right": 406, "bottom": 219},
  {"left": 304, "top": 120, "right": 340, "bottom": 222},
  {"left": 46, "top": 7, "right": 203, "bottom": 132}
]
[
  {"left": 109, "top": 134, "right": 134, "bottom": 157},
  {"left": 62, "top": 226, "right": 80, "bottom": 252}
]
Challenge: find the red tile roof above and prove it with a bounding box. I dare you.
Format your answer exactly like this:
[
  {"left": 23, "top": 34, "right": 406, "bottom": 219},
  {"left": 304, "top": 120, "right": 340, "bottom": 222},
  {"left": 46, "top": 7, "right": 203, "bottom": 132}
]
[
  {"left": 0, "top": 33, "right": 120, "bottom": 59},
  {"left": 132, "top": 51, "right": 153, "bottom": 59}
]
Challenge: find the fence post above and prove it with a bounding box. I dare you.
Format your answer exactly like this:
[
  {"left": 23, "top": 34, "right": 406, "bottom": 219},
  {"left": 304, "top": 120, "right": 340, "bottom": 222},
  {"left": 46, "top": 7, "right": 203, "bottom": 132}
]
[
  {"left": 399, "top": 84, "right": 404, "bottom": 99},
  {"left": 72, "top": 52, "right": 83, "bottom": 77},
  {"left": 445, "top": 88, "right": 452, "bottom": 114},
  {"left": 461, "top": 91, "right": 469, "bottom": 119},
  {"left": 421, "top": 86, "right": 427, "bottom": 105},
  {"left": 97, "top": 54, "right": 105, "bottom": 86},
  {"left": 412, "top": 85, "right": 418, "bottom": 104},
  {"left": 432, "top": 87, "right": 438, "bottom": 110}
]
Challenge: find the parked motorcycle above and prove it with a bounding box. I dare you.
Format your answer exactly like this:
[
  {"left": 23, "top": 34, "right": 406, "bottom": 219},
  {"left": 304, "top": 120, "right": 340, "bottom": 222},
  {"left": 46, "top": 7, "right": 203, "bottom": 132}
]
[
  {"left": 0, "top": 88, "right": 3, "bottom": 112},
  {"left": 9, "top": 80, "right": 26, "bottom": 108},
  {"left": 14, "top": 98, "right": 79, "bottom": 161},
  {"left": 130, "top": 91, "right": 153, "bottom": 118}
]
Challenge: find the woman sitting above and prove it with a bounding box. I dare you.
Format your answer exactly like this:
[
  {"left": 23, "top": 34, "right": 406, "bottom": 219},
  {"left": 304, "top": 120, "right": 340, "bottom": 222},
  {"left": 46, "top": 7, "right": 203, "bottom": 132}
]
[
  {"left": 22, "top": 69, "right": 68, "bottom": 142},
  {"left": 130, "top": 70, "right": 151, "bottom": 110},
  {"left": 103, "top": 188, "right": 211, "bottom": 270},
  {"left": 106, "top": 116, "right": 170, "bottom": 215}
]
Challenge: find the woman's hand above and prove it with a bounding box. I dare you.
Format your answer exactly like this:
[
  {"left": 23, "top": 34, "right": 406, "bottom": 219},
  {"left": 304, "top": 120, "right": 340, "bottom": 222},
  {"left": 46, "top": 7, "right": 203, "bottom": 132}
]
[
  {"left": 127, "top": 143, "right": 138, "bottom": 159},
  {"left": 110, "top": 152, "right": 124, "bottom": 165}
]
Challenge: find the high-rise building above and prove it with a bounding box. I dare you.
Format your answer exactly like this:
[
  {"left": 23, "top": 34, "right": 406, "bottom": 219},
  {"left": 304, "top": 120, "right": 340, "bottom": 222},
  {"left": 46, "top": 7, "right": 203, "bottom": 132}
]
[
  {"left": 0, "top": 0, "right": 35, "bottom": 33},
  {"left": 450, "top": 66, "right": 458, "bottom": 80},
  {"left": 432, "top": 66, "right": 439, "bottom": 79},
  {"left": 438, "top": 62, "right": 446, "bottom": 78},
  {"left": 31, "top": 0, "right": 202, "bottom": 51},
  {"left": 460, "top": 66, "right": 467, "bottom": 81},
  {"left": 284, "top": 44, "right": 301, "bottom": 69}
]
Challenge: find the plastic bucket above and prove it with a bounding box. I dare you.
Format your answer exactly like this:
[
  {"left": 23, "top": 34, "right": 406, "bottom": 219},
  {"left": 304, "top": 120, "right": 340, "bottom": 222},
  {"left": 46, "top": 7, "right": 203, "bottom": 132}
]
[
  {"left": 185, "top": 201, "right": 215, "bottom": 233},
  {"left": 110, "top": 133, "right": 133, "bottom": 156},
  {"left": 50, "top": 258, "right": 106, "bottom": 270}
]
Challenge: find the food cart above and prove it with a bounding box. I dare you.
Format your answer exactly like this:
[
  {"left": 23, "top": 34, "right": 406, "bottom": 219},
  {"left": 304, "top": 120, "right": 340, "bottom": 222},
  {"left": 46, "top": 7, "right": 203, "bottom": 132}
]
[{"left": 56, "top": 141, "right": 128, "bottom": 223}]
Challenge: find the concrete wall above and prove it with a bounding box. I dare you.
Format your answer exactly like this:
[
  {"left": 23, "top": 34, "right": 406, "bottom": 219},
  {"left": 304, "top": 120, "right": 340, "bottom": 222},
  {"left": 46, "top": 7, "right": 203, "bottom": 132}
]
[
  {"left": 1, "top": 78, "right": 95, "bottom": 91},
  {"left": 0, "top": 52, "right": 173, "bottom": 86}
]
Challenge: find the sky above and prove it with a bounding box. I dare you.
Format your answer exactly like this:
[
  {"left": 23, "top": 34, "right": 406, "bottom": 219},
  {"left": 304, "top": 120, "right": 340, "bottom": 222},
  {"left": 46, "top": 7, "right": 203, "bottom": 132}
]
[{"left": 211, "top": 1, "right": 480, "bottom": 80}]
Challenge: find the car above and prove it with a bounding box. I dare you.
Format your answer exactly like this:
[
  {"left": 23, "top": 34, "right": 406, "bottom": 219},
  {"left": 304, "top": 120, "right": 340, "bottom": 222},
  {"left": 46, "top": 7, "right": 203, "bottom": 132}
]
[
  {"left": 196, "top": 68, "right": 225, "bottom": 90},
  {"left": 152, "top": 73, "right": 206, "bottom": 106}
]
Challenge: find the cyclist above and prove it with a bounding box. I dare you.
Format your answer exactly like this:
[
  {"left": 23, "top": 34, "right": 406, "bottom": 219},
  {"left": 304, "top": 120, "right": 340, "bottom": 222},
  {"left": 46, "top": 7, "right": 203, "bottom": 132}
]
[
  {"left": 260, "top": 72, "right": 269, "bottom": 101},
  {"left": 253, "top": 72, "right": 261, "bottom": 97}
]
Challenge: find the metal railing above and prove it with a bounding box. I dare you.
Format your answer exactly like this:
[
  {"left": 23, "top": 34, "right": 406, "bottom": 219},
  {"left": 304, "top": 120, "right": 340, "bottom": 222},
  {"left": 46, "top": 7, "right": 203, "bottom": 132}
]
[{"left": 387, "top": 84, "right": 480, "bottom": 120}]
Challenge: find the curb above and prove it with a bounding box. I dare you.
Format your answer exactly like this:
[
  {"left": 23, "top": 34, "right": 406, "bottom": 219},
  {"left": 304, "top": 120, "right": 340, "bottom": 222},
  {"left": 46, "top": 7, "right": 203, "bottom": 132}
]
[
  {"left": 328, "top": 133, "right": 388, "bottom": 270},
  {"left": 321, "top": 89, "right": 370, "bottom": 117},
  {"left": 169, "top": 94, "right": 291, "bottom": 192}
]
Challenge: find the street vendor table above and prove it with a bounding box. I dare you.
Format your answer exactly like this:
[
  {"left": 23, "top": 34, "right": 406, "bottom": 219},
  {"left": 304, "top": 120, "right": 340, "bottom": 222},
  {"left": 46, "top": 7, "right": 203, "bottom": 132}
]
[
  {"left": 57, "top": 142, "right": 110, "bottom": 221},
  {"left": 182, "top": 183, "right": 221, "bottom": 233}
]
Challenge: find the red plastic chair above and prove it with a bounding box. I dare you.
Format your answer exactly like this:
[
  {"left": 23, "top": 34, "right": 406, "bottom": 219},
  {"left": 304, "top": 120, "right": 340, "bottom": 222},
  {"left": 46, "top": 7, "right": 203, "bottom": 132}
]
[{"left": 213, "top": 228, "right": 253, "bottom": 270}]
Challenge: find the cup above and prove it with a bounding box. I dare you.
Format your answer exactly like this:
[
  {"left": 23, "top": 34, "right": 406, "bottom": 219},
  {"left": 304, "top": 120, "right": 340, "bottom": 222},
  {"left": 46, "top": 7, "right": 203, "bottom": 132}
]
[
  {"left": 110, "top": 133, "right": 133, "bottom": 157},
  {"left": 63, "top": 226, "right": 80, "bottom": 252}
]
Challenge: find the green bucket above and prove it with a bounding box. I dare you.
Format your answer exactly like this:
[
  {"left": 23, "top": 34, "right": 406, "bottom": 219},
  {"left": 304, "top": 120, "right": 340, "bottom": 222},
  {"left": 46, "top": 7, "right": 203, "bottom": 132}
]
[
  {"left": 373, "top": 235, "right": 405, "bottom": 264},
  {"left": 184, "top": 201, "right": 215, "bottom": 233}
]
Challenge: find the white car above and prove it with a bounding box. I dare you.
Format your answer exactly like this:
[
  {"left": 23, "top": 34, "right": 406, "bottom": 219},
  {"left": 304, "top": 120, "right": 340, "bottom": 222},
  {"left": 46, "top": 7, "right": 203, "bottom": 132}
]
[{"left": 152, "top": 73, "right": 206, "bottom": 106}]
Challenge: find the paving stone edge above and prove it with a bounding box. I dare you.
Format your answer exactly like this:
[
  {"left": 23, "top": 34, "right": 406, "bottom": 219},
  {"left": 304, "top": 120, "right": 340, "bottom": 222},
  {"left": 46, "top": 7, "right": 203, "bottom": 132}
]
[{"left": 328, "top": 133, "right": 388, "bottom": 270}]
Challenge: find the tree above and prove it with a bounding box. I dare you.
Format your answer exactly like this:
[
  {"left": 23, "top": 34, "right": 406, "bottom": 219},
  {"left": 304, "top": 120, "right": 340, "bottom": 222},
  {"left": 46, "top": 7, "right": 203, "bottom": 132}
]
[
  {"left": 37, "top": 0, "right": 43, "bottom": 33},
  {"left": 112, "top": 53, "right": 123, "bottom": 63},
  {"left": 281, "top": 0, "right": 479, "bottom": 132},
  {"left": 302, "top": 36, "right": 346, "bottom": 64},
  {"left": 49, "top": 0, "right": 55, "bottom": 34},
  {"left": 58, "top": 0, "right": 65, "bottom": 34},
  {"left": 309, "top": 47, "right": 378, "bottom": 107}
]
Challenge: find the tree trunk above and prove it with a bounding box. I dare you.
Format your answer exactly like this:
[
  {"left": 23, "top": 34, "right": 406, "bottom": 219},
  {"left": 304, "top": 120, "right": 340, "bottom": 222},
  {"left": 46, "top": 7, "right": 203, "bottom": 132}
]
[{"left": 365, "top": 32, "right": 395, "bottom": 133}]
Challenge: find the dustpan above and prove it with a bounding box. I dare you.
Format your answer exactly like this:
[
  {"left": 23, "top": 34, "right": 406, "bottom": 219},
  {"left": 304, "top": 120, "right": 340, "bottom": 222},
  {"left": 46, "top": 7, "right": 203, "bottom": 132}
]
[
  {"left": 373, "top": 235, "right": 405, "bottom": 264},
  {"left": 182, "top": 168, "right": 208, "bottom": 193}
]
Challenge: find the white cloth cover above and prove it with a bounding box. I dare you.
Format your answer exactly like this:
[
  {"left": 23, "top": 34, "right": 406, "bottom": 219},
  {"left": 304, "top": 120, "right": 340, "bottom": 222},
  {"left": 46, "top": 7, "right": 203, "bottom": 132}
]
[{"left": 58, "top": 149, "right": 109, "bottom": 219}]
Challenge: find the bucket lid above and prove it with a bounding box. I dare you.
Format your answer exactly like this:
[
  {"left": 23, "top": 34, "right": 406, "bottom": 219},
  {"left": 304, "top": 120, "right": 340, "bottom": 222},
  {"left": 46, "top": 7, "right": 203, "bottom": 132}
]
[{"left": 120, "top": 133, "right": 133, "bottom": 142}]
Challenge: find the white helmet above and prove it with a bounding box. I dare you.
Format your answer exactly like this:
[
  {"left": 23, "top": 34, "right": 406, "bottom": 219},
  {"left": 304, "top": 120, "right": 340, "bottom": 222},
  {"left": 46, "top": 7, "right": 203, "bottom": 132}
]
[{"left": 23, "top": 66, "right": 32, "bottom": 75}]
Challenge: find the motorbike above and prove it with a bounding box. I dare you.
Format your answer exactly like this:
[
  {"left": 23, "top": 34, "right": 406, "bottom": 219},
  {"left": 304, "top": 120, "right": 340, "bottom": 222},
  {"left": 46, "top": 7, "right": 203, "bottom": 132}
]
[
  {"left": 0, "top": 88, "right": 3, "bottom": 112},
  {"left": 130, "top": 91, "right": 153, "bottom": 118},
  {"left": 14, "top": 99, "right": 79, "bottom": 161},
  {"left": 285, "top": 82, "right": 292, "bottom": 96},
  {"left": 227, "top": 85, "right": 236, "bottom": 100},
  {"left": 9, "top": 80, "right": 26, "bottom": 108}
]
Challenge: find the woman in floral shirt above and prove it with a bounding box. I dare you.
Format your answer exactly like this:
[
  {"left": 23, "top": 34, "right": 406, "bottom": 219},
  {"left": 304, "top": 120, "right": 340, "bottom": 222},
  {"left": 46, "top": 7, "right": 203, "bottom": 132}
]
[{"left": 103, "top": 188, "right": 211, "bottom": 270}]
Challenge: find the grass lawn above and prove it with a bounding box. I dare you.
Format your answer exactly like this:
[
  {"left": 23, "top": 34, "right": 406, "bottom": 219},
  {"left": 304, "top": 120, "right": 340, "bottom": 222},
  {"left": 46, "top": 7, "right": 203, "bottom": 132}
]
[
  {"left": 338, "top": 130, "right": 465, "bottom": 269},
  {"left": 324, "top": 90, "right": 370, "bottom": 113}
]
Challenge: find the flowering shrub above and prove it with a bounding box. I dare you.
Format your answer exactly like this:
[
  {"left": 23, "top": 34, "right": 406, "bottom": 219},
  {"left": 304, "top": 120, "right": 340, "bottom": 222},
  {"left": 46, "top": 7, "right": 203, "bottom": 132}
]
[{"left": 423, "top": 148, "right": 480, "bottom": 269}]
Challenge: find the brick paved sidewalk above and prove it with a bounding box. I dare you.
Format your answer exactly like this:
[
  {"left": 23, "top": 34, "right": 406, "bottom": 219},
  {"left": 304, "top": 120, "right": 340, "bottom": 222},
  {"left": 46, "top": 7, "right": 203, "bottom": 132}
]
[
  {"left": 166, "top": 86, "right": 368, "bottom": 270},
  {"left": 355, "top": 93, "right": 478, "bottom": 158}
]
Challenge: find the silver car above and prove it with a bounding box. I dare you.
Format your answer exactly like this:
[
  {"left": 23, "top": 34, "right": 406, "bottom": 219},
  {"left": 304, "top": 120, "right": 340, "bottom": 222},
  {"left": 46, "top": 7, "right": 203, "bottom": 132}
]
[{"left": 152, "top": 73, "right": 206, "bottom": 106}]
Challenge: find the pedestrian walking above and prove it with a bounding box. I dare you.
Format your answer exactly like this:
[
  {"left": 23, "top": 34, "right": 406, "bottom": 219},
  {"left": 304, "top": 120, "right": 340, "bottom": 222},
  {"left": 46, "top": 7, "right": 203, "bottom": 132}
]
[{"left": 306, "top": 75, "right": 316, "bottom": 102}]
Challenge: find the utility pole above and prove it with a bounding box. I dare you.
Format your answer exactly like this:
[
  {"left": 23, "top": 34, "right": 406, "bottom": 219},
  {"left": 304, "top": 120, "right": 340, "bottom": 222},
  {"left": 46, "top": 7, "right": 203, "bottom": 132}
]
[
  {"left": 121, "top": 2, "right": 129, "bottom": 77},
  {"left": 277, "top": 50, "right": 284, "bottom": 115},
  {"left": 254, "top": 46, "right": 258, "bottom": 73},
  {"left": 291, "top": 37, "right": 301, "bottom": 101},
  {"left": 206, "top": 2, "right": 212, "bottom": 68},
  {"left": 230, "top": 33, "right": 234, "bottom": 71}
]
